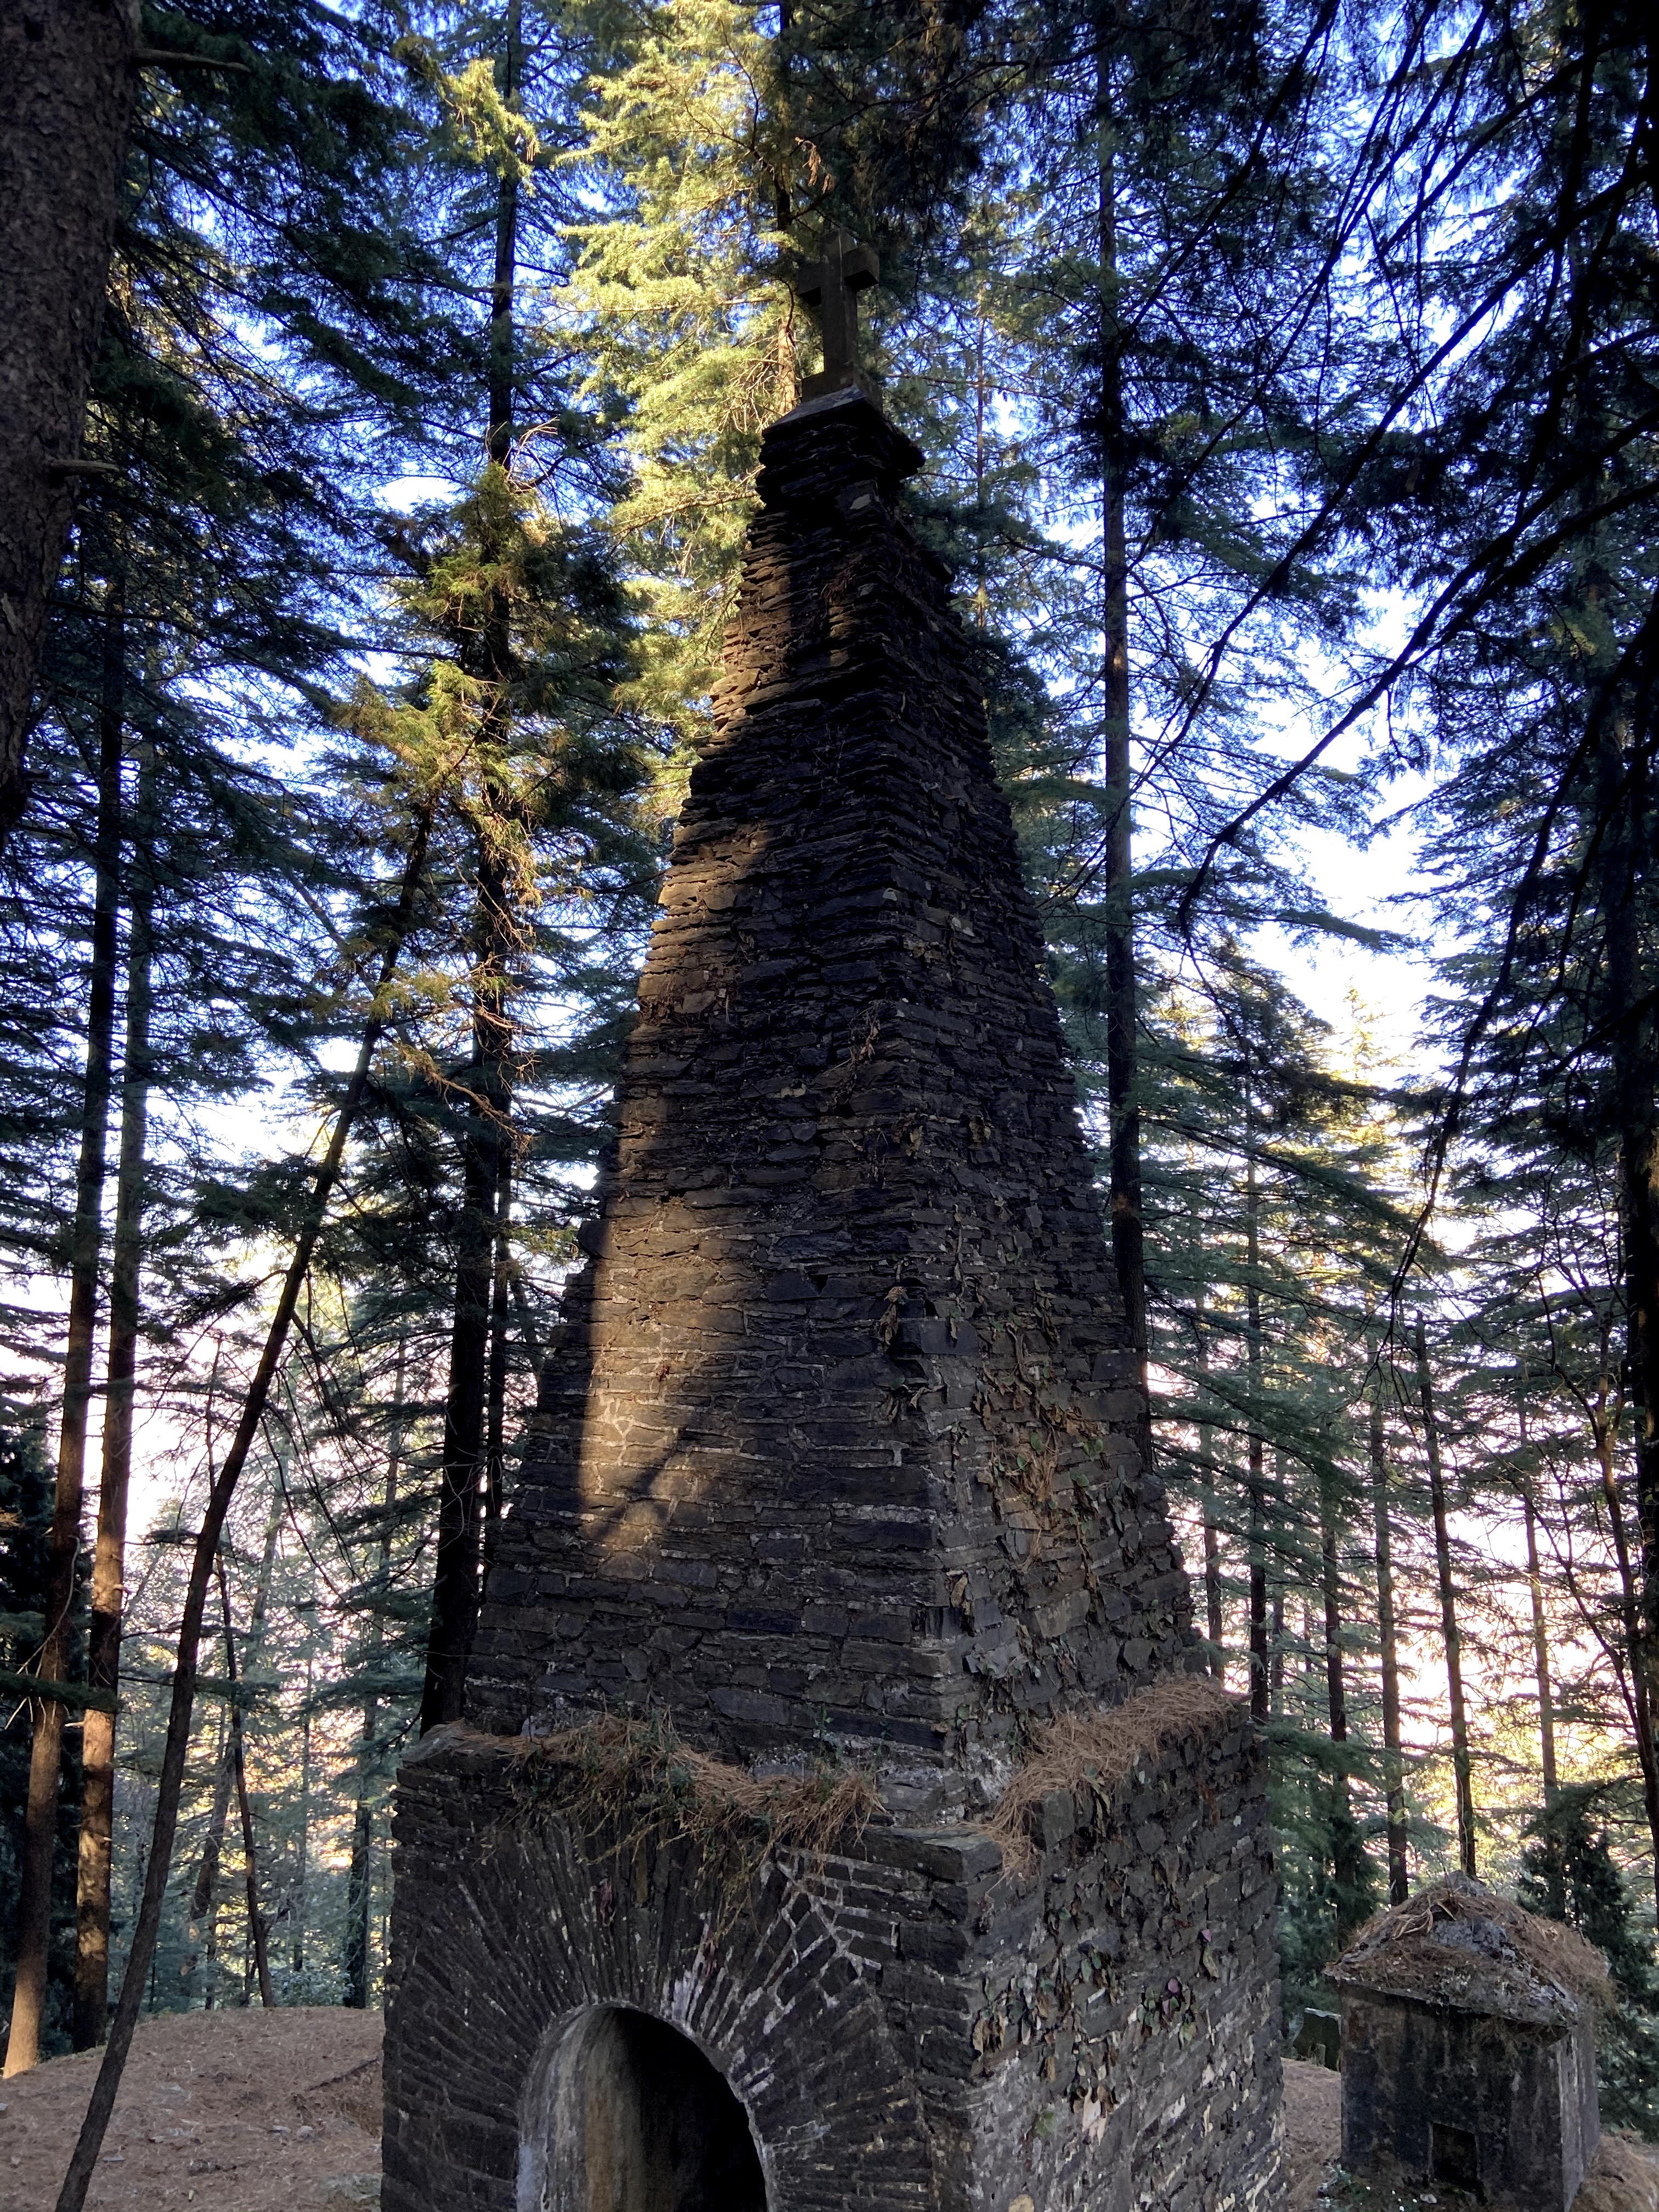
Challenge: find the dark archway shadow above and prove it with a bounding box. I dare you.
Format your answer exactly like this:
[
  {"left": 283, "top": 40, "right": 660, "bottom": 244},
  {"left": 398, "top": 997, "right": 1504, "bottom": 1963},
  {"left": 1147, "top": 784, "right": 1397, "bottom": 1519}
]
[{"left": 521, "top": 2005, "right": 767, "bottom": 2212}]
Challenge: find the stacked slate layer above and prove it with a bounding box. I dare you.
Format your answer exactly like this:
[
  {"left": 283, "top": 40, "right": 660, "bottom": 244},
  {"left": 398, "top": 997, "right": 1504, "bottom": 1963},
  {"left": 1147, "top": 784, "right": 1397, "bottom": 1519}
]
[
  {"left": 385, "top": 386, "right": 1284, "bottom": 2212},
  {"left": 467, "top": 387, "right": 1188, "bottom": 1813},
  {"left": 386, "top": 1688, "right": 1282, "bottom": 2212}
]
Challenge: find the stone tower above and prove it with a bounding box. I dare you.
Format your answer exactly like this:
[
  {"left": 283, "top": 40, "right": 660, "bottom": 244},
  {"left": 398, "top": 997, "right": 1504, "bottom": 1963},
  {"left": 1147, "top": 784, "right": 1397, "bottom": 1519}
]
[{"left": 384, "top": 383, "right": 1284, "bottom": 2212}]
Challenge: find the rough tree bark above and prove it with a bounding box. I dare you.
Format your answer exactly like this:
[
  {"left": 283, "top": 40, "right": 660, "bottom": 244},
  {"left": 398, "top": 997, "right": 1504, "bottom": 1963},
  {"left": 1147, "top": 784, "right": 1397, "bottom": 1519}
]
[
  {"left": 72, "top": 740, "right": 154, "bottom": 2048},
  {"left": 1415, "top": 1314, "right": 1476, "bottom": 1878},
  {"left": 6, "top": 588, "right": 125, "bottom": 2077},
  {"left": 0, "top": 0, "right": 139, "bottom": 845}
]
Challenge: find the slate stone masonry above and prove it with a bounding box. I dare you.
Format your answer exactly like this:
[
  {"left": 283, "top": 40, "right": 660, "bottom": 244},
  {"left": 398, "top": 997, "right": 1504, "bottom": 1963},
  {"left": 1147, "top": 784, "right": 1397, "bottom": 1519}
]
[
  {"left": 467, "top": 387, "right": 1188, "bottom": 1814},
  {"left": 385, "top": 385, "right": 1284, "bottom": 2212}
]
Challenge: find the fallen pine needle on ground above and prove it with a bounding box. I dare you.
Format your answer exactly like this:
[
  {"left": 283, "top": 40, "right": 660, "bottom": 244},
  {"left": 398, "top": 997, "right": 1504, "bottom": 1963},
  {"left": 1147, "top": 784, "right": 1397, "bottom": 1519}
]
[{"left": 0, "top": 2007, "right": 382, "bottom": 2212}]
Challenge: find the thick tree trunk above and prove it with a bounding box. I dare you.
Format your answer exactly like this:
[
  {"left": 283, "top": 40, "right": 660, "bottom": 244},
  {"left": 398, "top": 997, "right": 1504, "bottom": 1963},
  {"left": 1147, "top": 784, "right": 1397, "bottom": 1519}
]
[
  {"left": 0, "top": 0, "right": 138, "bottom": 845},
  {"left": 1415, "top": 1316, "right": 1476, "bottom": 1878},
  {"left": 6, "top": 592, "right": 125, "bottom": 2077},
  {"left": 1095, "top": 66, "right": 1146, "bottom": 1396},
  {"left": 343, "top": 1345, "right": 404, "bottom": 2010},
  {"left": 1370, "top": 1383, "right": 1408, "bottom": 1904},
  {"left": 54, "top": 811, "right": 431, "bottom": 2212},
  {"left": 73, "top": 745, "right": 154, "bottom": 2047}
]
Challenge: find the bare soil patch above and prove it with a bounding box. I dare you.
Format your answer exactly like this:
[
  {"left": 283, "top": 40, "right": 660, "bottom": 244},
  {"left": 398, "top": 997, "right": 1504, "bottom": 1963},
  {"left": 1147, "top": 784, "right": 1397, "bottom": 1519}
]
[{"left": 0, "top": 2007, "right": 382, "bottom": 2212}]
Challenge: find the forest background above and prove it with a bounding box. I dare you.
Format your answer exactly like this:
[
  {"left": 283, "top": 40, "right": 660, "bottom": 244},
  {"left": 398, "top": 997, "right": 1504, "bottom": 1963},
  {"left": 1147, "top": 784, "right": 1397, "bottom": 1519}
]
[{"left": 3, "top": 0, "right": 1658, "bottom": 2148}]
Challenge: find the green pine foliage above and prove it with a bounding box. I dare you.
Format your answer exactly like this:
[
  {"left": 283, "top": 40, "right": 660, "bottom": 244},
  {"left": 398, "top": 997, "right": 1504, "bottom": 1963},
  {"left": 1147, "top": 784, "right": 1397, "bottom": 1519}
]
[{"left": 1521, "top": 1787, "right": 1659, "bottom": 2136}]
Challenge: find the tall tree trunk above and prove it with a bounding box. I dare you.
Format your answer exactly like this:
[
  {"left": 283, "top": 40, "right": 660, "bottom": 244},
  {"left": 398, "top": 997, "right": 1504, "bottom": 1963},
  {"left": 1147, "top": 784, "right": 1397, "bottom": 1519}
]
[
  {"left": 1245, "top": 1097, "right": 1268, "bottom": 1725},
  {"left": 184, "top": 1485, "right": 279, "bottom": 2005},
  {"left": 1415, "top": 1315, "right": 1476, "bottom": 1878},
  {"left": 1320, "top": 1465, "right": 1367, "bottom": 1944},
  {"left": 1191, "top": 1190, "right": 1224, "bottom": 1675},
  {"left": 1598, "top": 718, "right": 1659, "bottom": 1873},
  {"left": 72, "top": 738, "right": 155, "bottom": 2047},
  {"left": 215, "top": 1553, "right": 272, "bottom": 2008},
  {"left": 54, "top": 808, "right": 432, "bottom": 2212},
  {"left": 6, "top": 583, "right": 125, "bottom": 2078},
  {"left": 0, "top": 1, "right": 138, "bottom": 846},
  {"left": 486, "top": 1148, "right": 514, "bottom": 1559},
  {"left": 343, "top": 1342, "right": 404, "bottom": 2010},
  {"left": 421, "top": 16, "right": 520, "bottom": 1733},
  {"left": 1095, "top": 58, "right": 1146, "bottom": 1397},
  {"left": 1370, "top": 1378, "right": 1408, "bottom": 1904},
  {"left": 291, "top": 1616, "right": 313, "bottom": 1976},
  {"left": 1590, "top": 1369, "right": 1659, "bottom": 1909},
  {"left": 1517, "top": 1385, "right": 1558, "bottom": 1801}
]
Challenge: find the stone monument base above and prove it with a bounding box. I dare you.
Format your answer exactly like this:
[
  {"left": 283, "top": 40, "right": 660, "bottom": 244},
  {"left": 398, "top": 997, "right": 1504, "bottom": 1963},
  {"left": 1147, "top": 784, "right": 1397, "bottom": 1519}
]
[{"left": 384, "top": 1685, "right": 1283, "bottom": 2212}]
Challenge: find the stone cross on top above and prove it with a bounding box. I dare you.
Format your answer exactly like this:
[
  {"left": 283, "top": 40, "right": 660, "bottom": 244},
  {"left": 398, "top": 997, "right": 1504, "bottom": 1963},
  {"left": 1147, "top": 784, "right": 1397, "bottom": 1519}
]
[{"left": 795, "top": 226, "right": 879, "bottom": 402}]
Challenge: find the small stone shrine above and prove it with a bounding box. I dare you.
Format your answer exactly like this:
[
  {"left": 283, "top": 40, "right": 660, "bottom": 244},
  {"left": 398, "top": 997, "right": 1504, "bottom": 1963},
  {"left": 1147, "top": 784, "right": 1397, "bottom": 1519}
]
[
  {"left": 1331, "top": 1877, "right": 1606, "bottom": 2212},
  {"left": 383, "top": 234, "right": 1284, "bottom": 2212}
]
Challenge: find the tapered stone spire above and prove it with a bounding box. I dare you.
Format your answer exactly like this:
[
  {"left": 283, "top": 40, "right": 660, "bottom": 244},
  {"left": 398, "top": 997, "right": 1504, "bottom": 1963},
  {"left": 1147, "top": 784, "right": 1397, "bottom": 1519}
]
[{"left": 467, "top": 385, "right": 1192, "bottom": 1812}]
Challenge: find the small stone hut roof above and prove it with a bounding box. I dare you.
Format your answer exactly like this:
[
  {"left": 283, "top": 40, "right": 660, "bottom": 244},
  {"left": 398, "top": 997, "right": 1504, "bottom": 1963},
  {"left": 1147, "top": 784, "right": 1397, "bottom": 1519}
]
[{"left": 1328, "top": 1876, "right": 1611, "bottom": 2029}]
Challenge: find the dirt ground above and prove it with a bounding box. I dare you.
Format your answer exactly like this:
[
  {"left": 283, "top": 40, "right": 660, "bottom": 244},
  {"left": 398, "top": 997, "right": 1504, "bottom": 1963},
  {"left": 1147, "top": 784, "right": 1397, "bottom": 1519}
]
[
  {"left": 1283, "top": 2054, "right": 1344, "bottom": 2210},
  {"left": 0, "top": 2019, "right": 1650, "bottom": 2212},
  {"left": 0, "top": 2007, "right": 382, "bottom": 2212}
]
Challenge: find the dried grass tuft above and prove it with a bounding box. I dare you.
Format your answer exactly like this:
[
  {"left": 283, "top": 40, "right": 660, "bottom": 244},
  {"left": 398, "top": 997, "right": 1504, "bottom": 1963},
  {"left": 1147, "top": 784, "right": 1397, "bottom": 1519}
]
[
  {"left": 1579, "top": 2133, "right": 1659, "bottom": 2212},
  {"left": 1331, "top": 1876, "right": 1612, "bottom": 2019},
  {"left": 505, "top": 1709, "right": 878, "bottom": 1865},
  {"left": 986, "top": 1674, "right": 1241, "bottom": 1877}
]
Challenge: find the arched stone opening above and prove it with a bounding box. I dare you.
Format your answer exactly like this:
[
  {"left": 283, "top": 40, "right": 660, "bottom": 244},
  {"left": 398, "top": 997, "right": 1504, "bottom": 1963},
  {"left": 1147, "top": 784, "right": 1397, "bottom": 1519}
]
[{"left": 520, "top": 2005, "right": 768, "bottom": 2212}]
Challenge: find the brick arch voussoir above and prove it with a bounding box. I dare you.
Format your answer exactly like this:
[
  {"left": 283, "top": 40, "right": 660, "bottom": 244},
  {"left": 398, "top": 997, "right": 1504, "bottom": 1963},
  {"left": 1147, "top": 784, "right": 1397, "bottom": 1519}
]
[{"left": 389, "top": 1798, "right": 935, "bottom": 2212}]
